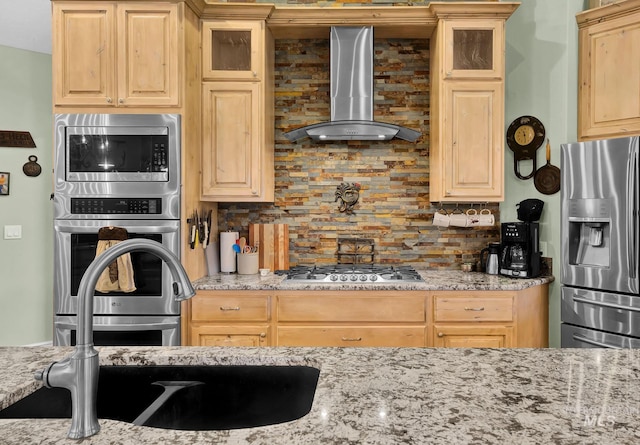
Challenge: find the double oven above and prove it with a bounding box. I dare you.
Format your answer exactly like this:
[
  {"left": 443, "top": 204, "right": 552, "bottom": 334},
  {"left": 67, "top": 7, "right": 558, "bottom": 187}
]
[{"left": 53, "top": 114, "right": 183, "bottom": 346}]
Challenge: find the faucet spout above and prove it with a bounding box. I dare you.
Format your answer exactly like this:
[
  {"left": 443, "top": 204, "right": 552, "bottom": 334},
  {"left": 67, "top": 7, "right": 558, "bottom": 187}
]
[{"left": 35, "top": 238, "right": 195, "bottom": 439}]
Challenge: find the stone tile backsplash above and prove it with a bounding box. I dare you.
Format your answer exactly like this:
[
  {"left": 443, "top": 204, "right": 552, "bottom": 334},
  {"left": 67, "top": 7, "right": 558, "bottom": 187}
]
[{"left": 217, "top": 38, "right": 501, "bottom": 268}]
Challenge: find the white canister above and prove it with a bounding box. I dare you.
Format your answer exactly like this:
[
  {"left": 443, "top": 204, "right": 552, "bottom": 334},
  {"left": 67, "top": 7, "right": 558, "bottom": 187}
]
[{"left": 237, "top": 252, "right": 259, "bottom": 275}]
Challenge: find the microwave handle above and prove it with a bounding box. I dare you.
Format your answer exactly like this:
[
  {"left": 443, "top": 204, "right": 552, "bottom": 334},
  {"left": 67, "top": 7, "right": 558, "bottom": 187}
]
[{"left": 55, "top": 321, "right": 178, "bottom": 331}]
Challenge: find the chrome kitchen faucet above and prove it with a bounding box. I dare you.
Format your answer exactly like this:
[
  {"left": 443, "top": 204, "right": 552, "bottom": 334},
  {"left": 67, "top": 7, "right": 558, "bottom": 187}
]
[{"left": 34, "top": 239, "right": 196, "bottom": 439}]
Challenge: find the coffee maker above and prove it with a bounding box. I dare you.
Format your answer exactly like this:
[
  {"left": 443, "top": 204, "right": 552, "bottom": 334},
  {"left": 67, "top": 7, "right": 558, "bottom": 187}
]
[{"left": 499, "top": 199, "right": 543, "bottom": 278}]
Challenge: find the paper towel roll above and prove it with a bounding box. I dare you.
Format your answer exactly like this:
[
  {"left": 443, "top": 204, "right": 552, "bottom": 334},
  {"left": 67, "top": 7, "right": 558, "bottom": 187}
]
[{"left": 220, "top": 231, "right": 239, "bottom": 273}]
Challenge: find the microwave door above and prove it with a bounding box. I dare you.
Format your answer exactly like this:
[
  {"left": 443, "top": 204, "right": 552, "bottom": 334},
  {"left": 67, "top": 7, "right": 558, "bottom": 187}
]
[{"left": 561, "top": 137, "right": 639, "bottom": 295}]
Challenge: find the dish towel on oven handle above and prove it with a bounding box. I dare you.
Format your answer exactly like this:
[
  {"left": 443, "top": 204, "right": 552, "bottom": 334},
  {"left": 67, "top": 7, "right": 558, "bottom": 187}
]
[{"left": 95, "top": 226, "right": 137, "bottom": 293}]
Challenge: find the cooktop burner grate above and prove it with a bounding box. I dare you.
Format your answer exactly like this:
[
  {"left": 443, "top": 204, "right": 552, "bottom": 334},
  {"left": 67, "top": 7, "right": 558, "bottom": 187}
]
[{"left": 276, "top": 264, "right": 424, "bottom": 283}]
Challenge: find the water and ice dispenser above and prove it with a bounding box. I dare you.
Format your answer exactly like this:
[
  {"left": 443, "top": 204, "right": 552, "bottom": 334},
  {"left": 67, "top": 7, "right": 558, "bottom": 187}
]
[{"left": 566, "top": 198, "right": 611, "bottom": 268}]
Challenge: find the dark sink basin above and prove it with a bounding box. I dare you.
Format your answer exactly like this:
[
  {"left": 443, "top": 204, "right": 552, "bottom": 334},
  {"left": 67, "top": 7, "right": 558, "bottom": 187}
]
[{"left": 0, "top": 365, "right": 320, "bottom": 430}]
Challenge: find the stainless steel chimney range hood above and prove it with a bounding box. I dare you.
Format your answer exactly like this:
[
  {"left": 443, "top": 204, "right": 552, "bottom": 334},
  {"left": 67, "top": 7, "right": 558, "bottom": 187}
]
[{"left": 283, "top": 26, "right": 421, "bottom": 143}]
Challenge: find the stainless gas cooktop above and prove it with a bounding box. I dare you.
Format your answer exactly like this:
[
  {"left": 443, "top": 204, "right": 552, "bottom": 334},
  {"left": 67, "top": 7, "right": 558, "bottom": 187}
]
[{"left": 276, "top": 264, "right": 424, "bottom": 284}]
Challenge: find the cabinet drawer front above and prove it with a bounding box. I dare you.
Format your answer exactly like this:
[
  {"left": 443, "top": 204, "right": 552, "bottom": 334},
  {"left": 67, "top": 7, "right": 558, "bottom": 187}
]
[
  {"left": 277, "top": 326, "right": 425, "bottom": 347},
  {"left": 278, "top": 296, "right": 425, "bottom": 322},
  {"left": 434, "top": 296, "right": 513, "bottom": 322},
  {"left": 191, "top": 325, "right": 269, "bottom": 347},
  {"left": 192, "top": 295, "right": 269, "bottom": 322}
]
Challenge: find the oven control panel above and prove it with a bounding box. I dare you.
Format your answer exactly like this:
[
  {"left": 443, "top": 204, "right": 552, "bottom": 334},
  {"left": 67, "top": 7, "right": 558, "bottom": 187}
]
[{"left": 71, "top": 198, "right": 161, "bottom": 214}]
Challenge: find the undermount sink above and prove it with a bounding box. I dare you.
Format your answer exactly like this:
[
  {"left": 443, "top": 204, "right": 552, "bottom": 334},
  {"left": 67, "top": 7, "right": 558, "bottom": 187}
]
[{"left": 0, "top": 365, "right": 320, "bottom": 431}]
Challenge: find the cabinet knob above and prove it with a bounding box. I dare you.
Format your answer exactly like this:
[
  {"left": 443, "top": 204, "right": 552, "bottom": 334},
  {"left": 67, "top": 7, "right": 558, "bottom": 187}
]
[
  {"left": 251, "top": 190, "right": 258, "bottom": 195},
  {"left": 252, "top": 71, "right": 257, "bottom": 77},
  {"left": 437, "top": 332, "right": 444, "bottom": 337},
  {"left": 259, "top": 333, "right": 266, "bottom": 338},
  {"left": 118, "top": 98, "right": 124, "bottom": 104},
  {"left": 106, "top": 97, "right": 112, "bottom": 104}
]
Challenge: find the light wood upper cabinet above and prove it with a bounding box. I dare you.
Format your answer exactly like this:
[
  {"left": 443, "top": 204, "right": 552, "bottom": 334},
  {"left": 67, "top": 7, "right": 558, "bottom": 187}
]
[
  {"left": 202, "top": 20, "right": 263, "bottom": 81},
  {"left": 577, "top": 0, "right": 640, "bottom": 141},
  {"left": 430, "top": 11, "right": 513, "bottom": 203},
  {"left": 52, "top": 1, "right": 181, "bottom": 107},
  {"left": 200, "top": 19, "right": 274, "bottom": 202},
  {"left": 434, "top": 81, "right": 504, "bottom": 201}
]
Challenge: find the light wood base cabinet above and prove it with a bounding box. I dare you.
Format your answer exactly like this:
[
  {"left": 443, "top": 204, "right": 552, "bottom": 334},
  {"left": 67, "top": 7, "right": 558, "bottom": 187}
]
[
  {"left": 184, "top": 285, "right": 548, "bottom": 348},
  {"left": 428, "top": 285, "right": 548, "bottom": 348},
  {"left": 186, "top": 291, "right": 271, "bottom": 347}
]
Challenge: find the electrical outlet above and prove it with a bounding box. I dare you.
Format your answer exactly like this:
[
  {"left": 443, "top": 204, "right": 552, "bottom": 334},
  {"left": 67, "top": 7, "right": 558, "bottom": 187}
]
[{"left": 4, "top": 225, "right": 22, "bottom": 239}]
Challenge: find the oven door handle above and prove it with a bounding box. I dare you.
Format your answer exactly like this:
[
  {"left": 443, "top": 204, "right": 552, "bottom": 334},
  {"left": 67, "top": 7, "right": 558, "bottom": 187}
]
[
  {"left": 572, "top": 333, "right": 623, "bottom": 349},
  {"left": 571, "top": 296, "right": 640, "bottom": 312},
  {"left": 55, "top": 321, "right": 178, "bottom": 331}
]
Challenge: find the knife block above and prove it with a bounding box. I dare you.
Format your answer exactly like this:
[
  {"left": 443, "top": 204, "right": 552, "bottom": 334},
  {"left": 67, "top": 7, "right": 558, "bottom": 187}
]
[{"left": 249, "top": 223, "right": 289, "bottom": 271}]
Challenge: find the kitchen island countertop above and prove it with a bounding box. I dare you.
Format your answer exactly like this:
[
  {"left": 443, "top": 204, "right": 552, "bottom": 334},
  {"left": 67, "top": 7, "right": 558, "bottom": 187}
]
[
  {"left": 0, "top": 346, "right": 638, "bottom": 444},
  {"left": 193, "top": 269, "right": 554, "bottom": 291}
]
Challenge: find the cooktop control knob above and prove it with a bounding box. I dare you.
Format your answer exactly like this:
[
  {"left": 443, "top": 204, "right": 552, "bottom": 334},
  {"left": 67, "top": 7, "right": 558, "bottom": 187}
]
[
  {"left": 369, "top": 275, "right": 378, "bottom": 281},
  {"left": 359, "top": 275, "right": 368, "bottom": 281},
  {"left": 349, "top": 275, "right": 358, "bottom": 281},
  {"left": 330, "top": 274, "right": 339, "bottom": 281},
  {"left": 340, "top": 274, "right": 348, "bottom": 281}
]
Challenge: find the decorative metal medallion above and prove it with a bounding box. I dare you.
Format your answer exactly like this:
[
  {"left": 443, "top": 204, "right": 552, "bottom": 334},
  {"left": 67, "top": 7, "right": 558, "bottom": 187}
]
[{"left": 335, "top": 182, "right": 361, "bottom": 214}]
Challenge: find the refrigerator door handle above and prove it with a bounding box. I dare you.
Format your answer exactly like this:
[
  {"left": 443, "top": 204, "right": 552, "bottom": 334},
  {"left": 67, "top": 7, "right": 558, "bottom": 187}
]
[
  {"left": 572, "top": 333, "right": 623, "bottom": 349},
  {"left": 628, "top": 140, "right": 638, "bottom": 279},
  {"left": 572, "top": 295, "right": 640, "bottom": 312}
]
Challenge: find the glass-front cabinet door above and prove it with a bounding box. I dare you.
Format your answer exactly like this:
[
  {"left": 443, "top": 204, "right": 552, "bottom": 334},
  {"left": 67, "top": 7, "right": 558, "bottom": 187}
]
[
  {"left": 202, "top": 20, "right": 263, "bottom": 81},
  {"left": 443, "top": 20, "right": 503, "bottom": 79}
]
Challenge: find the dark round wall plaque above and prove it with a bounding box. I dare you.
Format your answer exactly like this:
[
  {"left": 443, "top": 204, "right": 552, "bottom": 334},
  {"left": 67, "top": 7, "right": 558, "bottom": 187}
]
[{"left": 23, "top": 155, "right": 42, "bottom": 177}]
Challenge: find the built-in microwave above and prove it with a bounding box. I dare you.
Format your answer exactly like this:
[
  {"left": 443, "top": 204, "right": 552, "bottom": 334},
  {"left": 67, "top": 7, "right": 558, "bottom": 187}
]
[{"left": 53, "top": 114, "right": 181, "bottom": 219}]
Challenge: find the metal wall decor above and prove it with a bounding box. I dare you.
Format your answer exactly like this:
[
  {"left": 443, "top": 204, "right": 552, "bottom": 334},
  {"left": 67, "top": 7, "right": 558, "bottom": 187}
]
[
  {"left": 23, "top": 155, "right": 42, "bottom": 177},
  {"left": 335, "top": 182, "right": 361, "bottom": 214}
]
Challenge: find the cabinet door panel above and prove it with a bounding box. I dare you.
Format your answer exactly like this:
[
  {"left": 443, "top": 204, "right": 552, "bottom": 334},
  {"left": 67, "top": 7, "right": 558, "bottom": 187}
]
[
  {"left": 202, "top": 20, "right": 263, "bottom": 81},
  {"left": 191, "top": 325, "right": 269, "bottom": 347},
  {"left": 278, "top": 295, "right": 425, "bottom": 323},
  {"left": 444, "top": 20, "right": 503, "bottom": 79},
  {"left": 277, "top": 326, "right": 425, "bottom": 347},
  {"left": 434, "top": 295, "right": 513, "bottom": 322},
  {"left": 579, "top": 13, "right": 640, "bottom": 139},
  {"left": 433, "top": 325, "right": 512, "bottom": 348},
  {"left": 202, "top": 82, "right": 261, "bottom": 199},
  {"left": 191, "top": 294, "right": 269, "bottom": 322},
  {"left": 117, "top": 4, "right": 180, "bottom": 106},
  {"left": 440, "top": 81, "right": 503, "bottom": 200},
  {"left": 52, "top": 4, "right": 115, "bottom": 106}
]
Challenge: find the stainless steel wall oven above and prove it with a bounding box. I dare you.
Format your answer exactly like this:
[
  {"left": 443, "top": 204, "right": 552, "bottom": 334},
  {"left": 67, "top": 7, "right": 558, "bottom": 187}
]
[{"left": 53, "top": 114, "right": 182, "bottom": 346}]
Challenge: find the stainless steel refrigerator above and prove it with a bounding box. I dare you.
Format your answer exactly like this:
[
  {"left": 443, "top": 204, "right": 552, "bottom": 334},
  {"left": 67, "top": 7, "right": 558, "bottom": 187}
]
[{"left": 561, "top": 136, "right": 639, "bottom": 348}]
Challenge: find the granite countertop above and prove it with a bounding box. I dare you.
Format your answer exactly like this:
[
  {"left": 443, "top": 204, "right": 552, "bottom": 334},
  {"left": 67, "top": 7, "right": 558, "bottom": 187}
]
[
  {"left": 1, "top": 346, "right": 639, "bottom": 444},
  {"left": 193, "top": 269, "right": 554, "bottom": 292}
]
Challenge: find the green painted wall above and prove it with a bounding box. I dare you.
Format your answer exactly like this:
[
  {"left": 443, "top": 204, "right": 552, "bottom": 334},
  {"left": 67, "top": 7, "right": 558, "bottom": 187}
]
[
  {"left": 0, "top": 45, "right": 53, "bottom": 345},
  {"left": 503, "top": 0, "right": 584, "bottom": 347}
]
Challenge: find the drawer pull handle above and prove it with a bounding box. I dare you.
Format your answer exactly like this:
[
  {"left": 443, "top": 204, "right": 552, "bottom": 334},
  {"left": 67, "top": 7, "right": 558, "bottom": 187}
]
[
  {"left": 219, "top": 306, "right": 240, "bottom": 311},
  {"left": 437, "top": 332, "right": 444, "bottom": 337},
  {"left": 341, "top": 337, "right": 362, "bottom": 342},
  {"left": 464, "top": 307, "right": 485, "bottom": 311}
]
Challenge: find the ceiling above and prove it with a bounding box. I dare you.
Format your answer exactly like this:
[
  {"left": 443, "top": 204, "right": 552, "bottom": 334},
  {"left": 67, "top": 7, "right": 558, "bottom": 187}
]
[{"left": 0, "top": 0, "right": 52, "bottom": 54}]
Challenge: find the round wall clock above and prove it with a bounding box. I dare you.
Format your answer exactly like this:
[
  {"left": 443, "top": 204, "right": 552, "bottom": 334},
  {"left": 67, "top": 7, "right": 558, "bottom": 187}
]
[{"left": 506, "top": 115, "right": 546, "bottom": 180}]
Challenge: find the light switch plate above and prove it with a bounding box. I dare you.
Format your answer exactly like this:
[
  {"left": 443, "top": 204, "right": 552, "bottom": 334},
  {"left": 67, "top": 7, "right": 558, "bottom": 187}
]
[{"left": 4, "top": 225, "right": 22, "bottom": 239}]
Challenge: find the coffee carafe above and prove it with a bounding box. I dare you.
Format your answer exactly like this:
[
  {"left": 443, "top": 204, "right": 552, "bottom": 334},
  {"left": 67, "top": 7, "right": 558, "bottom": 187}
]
[{"left": 480, "top": 242, "right": 501, "bottom": 275}]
